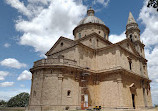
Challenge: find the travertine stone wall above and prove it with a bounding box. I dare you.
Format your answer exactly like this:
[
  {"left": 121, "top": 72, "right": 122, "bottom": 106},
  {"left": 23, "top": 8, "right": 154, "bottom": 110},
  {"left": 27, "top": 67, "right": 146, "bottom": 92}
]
[
  {"left": 29, "top": 69, "right": 81, "bottom": 111},
  {"left": 121, "top": 74, "right": 152, "bottom": 108},
  {"left": 80, "top": 36, "right": 109, "bottom": 49},
  {"left": 87, "top": 73, "right": 123, "bottom": 108},
  {"left": 29, "top": 70, "right": 43, "bottom": 105},
  {"left": 96, "top": 47, "right": 120, "bottom": 70}
]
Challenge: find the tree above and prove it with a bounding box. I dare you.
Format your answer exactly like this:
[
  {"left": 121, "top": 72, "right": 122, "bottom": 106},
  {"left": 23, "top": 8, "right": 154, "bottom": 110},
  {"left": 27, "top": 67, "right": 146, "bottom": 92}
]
[
  {"left": 0, "top": 100, "right": 7, "bottom": 107},
  {"left": 147, "top": 0, "right": 158, "bottom": 11},
  {"left": 7, "top": 92, "right": 29, "bottom": 107}
]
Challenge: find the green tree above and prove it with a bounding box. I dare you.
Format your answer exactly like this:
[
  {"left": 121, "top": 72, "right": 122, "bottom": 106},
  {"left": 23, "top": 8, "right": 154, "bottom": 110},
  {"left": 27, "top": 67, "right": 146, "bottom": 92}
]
[
  {"left": 7, "top": 92, "right": 29, "bottom": 107},
  {"left": 0, "top": 100, "right": 7, "bottom": 107},
  {"left": 147, "top": 0, "right": 158, "bottom": 11}
]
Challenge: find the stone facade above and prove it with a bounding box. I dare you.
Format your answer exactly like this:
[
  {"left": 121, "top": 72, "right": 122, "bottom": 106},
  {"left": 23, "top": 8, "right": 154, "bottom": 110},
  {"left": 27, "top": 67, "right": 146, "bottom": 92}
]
[{"left": 28, "top": 8, "right": 152, "bottom": 111}]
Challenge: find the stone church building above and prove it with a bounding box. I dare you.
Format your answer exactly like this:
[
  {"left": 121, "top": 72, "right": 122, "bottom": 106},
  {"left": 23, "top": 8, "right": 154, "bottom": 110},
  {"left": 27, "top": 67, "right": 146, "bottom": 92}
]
[{"left": 28, "top": 8, "right": 152, "bottom": 110}]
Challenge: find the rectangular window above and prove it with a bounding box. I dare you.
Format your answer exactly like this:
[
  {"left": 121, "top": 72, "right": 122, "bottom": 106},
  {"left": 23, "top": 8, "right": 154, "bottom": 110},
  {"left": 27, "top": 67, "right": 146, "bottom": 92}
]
[
  {"left": 129, "top": 61, "right": 132, "bottom": 70},
  {"left": 79, "top": 33, "right": 81, "bottom": 38},
  {"left": 104, "top": 33, "right": 106, "bottom": 39}
]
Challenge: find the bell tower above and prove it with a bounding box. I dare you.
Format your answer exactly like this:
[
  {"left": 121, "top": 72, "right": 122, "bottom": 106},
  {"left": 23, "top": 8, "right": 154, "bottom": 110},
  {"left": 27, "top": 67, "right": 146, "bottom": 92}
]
[
  {"left": 125, "top": 12, "right": 145, "bottom": 56},
  {"left": 125, "top": 12, "right": 140, "bottom": 42}
]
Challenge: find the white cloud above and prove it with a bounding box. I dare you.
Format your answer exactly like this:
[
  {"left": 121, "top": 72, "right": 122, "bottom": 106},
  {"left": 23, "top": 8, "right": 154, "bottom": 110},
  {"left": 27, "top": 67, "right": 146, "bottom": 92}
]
[
  {"left": 109, "top": 31, "right": 126, "bottom": 43},
  {"left": 138, "top": 0, "right": 158, "bottom": 105},
  {"left": 96, "top": 0, "right": 110, "bottom": 7},
  {"left": 5, "top": 0, "right": 31, "bottom": 17},
  {"left": 4, "top": 43, "right": 11, "bottom": 48},
  {"left": 0, "top": 58, "right": 27, "bottom": 69},
  {"left": 139, "top": 1, "right": 158, "bottom": 48},
  {"left": 17, "top": 70, "right": 32, "bottom": 80},
  {"left": 0, "top": 71, "right": 9, "bottom": 81},
  {"left": 0, "top": 89, "right": 30, "bottom": 101},
  {"left": 0, "top": 82, "right": 14, "bottom": 87},
  {"left": 5, "top": 0, "right": 87, "bottom": 56},
  {"left": 20, "top": 84, "right": 25, "bottom": 87}
]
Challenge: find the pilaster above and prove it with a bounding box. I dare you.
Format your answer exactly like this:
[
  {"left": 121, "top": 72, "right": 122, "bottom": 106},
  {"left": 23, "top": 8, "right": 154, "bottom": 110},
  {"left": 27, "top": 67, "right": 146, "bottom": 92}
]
[
  {"left": 117, "top": 74, "right": 124, "bottom": 108},
  {"left": 58, "top": 74, "right": 63, "bottom": 109}
]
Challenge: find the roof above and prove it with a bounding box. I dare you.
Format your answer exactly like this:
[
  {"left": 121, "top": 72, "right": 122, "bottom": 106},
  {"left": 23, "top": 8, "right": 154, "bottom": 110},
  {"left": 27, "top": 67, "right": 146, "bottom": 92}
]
[
  {"left": 127, "top": 12, "right": 137, "bottom": 25},
  {"left": 78, "top": 7, "right": 105, "bottom": 26}
]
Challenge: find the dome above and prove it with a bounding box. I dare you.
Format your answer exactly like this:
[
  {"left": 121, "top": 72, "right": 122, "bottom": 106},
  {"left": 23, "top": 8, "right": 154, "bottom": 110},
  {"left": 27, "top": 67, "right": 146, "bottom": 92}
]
[{"left": 78, "top": 7, "right": 105, "bottom": 26}]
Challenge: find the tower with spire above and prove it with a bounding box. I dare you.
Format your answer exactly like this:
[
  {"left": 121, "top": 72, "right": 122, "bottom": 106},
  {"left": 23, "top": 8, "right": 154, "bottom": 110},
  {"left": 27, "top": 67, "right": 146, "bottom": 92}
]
[
  {"left": 126, "top": 12, "right": 140, "bottom": 42},
  {"left": 126, "top": 12, "right": 145, "bottom": 56}
]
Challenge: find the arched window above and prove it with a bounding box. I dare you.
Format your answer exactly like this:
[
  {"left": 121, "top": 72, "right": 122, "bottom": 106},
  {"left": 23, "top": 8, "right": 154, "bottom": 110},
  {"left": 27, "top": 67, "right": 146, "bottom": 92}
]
[
  {"left": 67, "top": 90, "right": 71, "bottom": 96},
  {"left": 128, "top": 57, "right": 132, "bottom": 70},
  {"left": 104, "top": 33, "right": 106, "bottom": 39},
  {"left": 78, "top": 33, "right": 81, "bottom": 38},
  {"left": 130, "top": 34, "right": 133, "bottom": 42},
  {"left": 129, "top": 60, "right": 132, "bottom": 70},
  {"left": 97, "top": 39, "right": 99, "bottom": 47}
]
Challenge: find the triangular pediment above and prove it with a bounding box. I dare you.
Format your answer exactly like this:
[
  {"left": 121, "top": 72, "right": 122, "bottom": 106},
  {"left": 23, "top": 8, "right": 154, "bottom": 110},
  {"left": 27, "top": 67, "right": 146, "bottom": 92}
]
[
  {"left": 116, "top": 39, "right": 139, "bottom": 56},
  {"left": 46, "top": 37, "right": 74, "bottom": 56}
]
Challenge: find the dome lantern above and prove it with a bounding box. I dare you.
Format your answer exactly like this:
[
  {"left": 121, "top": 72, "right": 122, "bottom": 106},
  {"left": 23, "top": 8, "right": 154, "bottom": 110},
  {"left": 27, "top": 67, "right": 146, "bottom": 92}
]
[{"left": 87, "top": 7, "right": 95, "bottom": 16}]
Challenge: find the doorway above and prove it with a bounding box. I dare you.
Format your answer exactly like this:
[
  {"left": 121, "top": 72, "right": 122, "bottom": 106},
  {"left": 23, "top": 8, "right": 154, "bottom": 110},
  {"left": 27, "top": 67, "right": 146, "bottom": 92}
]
[{"left": 132, "top": 94, "right": 135, "bottom": 109}]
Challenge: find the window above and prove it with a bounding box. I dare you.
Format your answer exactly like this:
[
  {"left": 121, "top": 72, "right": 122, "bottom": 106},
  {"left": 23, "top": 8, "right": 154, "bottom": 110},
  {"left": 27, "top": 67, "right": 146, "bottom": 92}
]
[
  {"left": 127, "top": 57, "right": 132, "bottom": 70},
  {"left": 97, "top": 39, "right": 99, "bottom": 47},
  {"left": 78, "top": 33, "right": 81, "bottom": 38},
  {"left": 104, "top": 33, "right": 106, "bottom": 39},
  {"left": 143, "top": 65, "right": 146, "bottom": 74},
  {"left": 130, "top": 34, "right": 133, "bottom": 42},
  {"left": 67, "top": 90, "right": 71, "bottom": 96},
  {"left": 60, "top": 42, "right": 63, "bottom": 47},
  {"left": 98, "top": 31, "right": 100, "bottom": 34},
  {"left": 129, "top": 60, "right": 132, "bottom": 70}
]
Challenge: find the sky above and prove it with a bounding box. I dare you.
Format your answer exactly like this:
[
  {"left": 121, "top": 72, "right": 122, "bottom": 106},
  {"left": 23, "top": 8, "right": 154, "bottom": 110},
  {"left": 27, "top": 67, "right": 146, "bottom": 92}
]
[{"left": 0, "top": 0, "right": 158, "bottom": 106}]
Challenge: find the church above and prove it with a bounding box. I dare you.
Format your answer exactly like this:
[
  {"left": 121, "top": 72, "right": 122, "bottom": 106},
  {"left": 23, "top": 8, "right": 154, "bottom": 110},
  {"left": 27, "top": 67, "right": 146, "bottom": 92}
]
[{"left": 28, "top": 8, "right": 152, "bottom": 110}]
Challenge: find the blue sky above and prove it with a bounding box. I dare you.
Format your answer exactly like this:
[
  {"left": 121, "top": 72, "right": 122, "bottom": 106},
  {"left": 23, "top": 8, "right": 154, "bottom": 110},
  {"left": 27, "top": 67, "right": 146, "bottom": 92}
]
[{"left": 0, "top": 0, "right": 158, "bottom": 105}]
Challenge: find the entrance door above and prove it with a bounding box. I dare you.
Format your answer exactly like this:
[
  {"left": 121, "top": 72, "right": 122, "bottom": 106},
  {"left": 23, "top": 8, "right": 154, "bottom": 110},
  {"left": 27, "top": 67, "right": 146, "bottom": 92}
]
[{"left": 132, "top": 94, "right": 135, "bottom": 109}]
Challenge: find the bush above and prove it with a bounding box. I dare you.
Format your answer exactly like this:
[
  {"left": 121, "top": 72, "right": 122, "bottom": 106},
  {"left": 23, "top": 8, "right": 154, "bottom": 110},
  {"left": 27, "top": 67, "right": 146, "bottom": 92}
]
[
  {"left": 7, "top": 92, "right": 29, "bottom": 107},
  {"left": 0, "top": 100, "right": 7, "bottom": 107}
]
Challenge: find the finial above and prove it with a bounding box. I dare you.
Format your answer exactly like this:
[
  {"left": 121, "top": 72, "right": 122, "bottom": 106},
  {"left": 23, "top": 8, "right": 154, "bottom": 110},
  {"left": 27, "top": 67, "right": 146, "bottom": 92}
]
[{"left": 87, "top": 7, "right": 95, "bottom": 16}]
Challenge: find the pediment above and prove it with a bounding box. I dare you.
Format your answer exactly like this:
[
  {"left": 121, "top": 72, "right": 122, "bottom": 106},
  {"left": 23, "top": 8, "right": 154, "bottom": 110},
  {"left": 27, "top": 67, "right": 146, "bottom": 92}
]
[
  {"left": 117, "top": 39, "right": 139, "bottom": 56},
  {"left": 46, "top": 37, "right": 74, "bottom": 56}
]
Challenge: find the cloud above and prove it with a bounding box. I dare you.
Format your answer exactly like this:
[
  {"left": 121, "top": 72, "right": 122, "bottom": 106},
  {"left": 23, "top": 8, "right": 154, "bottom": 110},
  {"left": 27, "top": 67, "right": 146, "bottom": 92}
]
[
  {"left": 5, "top": 0, "right": 31, "bottom": 17},
  {"left": 138, "top": 0, "right": 158, "bottom": 105},
  {"left": 5, "top": 0, "right": 87, "bottom": 56},
  {"left": 0, "top": 82, "right": 14, "bottom": 87},
  {"left": 109, "top": 31, "right": 126, "bottom": 43},
  {"left": 20, "top": 84, "right": 25, "bottom": 87},
  {"left": 0, "top": 58, "right": 27, "bottom": 69},
  {"left": 4, "top": 43, "right": 11, "bottom": 48},
  {"left": 138, "top": 0, "right": 158, "bottom": 48},
  {"left": 0, "top": 71, "right": 9, "bottom": 81},
  {"left": 0, "top": 89, "right": 30, "bottom": 101},
  {"left": 96, "top": 0, "right": 110, "bottom": 7},
  {"left": 17, "top": 70, "right": 32, "bottom": 80}
]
